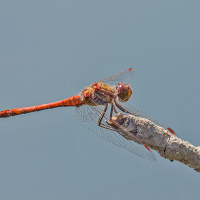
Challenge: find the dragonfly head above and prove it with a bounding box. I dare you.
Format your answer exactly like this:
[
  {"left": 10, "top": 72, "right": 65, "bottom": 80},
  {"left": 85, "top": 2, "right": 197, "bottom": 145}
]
[{"left": 116, "top": 83, "right": 132, "bottom": 102}]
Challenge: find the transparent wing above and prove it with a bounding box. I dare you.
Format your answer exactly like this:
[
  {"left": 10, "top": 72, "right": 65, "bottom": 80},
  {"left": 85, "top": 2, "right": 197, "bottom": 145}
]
[
  {"left": 115, "top": 100, "right": 176, "bottom": 135},
  {"left": 75, "top": 103, "right": 156, "bottom": 161},
  {"left": 98, "top": 68, "right": 134, "bottom": 86}
]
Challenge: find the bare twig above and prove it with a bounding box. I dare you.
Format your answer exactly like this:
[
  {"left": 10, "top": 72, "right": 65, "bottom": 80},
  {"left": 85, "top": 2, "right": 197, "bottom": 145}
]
[{"left": 109, "top": 113, "right": 200, "bottom": 172}]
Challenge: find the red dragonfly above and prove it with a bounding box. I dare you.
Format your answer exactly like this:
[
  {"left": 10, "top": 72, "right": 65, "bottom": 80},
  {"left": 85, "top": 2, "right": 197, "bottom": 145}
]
[{"left": 0, "top": 68, "right": 175, "bottom": 161}]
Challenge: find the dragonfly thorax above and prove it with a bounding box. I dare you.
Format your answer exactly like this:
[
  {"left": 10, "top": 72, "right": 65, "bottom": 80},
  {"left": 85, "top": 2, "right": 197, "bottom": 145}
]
[
  {"left": 116, "top": 83, "right": 132, "bottom": 102},
  {"left": 81, "top": 83, "right": 115, "bottom": 106}
]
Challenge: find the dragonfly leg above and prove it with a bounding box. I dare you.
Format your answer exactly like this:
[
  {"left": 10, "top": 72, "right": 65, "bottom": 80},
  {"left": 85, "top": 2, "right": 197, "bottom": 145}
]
[
  {"left": 114, "top": 100, "right": 133, "bottom": 114},
  {"left": 98, "top": 104, "right": 116, "bottom": 131},
  {"left": 98, "top": 104, "right": 108, "bottom": 126},
  {"left": 113, "top": 104, "right": 118, "bottom": 113},
  {"left": 110, "top": 103, "right": 114, "bottom": 118}
]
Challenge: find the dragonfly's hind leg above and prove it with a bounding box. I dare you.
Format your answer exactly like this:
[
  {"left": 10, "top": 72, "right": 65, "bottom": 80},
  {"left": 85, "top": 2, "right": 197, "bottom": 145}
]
[{"left": 98, "top": 104, "right": 116, "bottom": 131}]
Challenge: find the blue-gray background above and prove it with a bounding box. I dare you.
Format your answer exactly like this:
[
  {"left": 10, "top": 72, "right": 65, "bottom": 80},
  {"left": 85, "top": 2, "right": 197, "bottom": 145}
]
[{"left": 0, "top": 1, "right": 199, "bottom": 199}]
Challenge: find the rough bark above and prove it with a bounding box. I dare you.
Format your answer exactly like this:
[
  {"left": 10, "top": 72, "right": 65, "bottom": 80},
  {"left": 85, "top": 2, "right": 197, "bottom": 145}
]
[{"left": 109, "top": 113, "right": 200, "bottom": 172}]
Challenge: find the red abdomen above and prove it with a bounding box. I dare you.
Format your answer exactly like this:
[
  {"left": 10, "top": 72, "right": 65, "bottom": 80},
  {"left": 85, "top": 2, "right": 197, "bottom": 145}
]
[{"left": 0, "top": 95, "right": 82, "bottom": 118}]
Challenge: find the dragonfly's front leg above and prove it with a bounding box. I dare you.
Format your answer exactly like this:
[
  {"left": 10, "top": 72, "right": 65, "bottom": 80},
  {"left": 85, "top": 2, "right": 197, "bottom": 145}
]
[
  {"left": 114, "top": 100, "right": 133, "bottom": 114},
  {"left": 113, "top": 104, "right": 118, "bottom": 113}
]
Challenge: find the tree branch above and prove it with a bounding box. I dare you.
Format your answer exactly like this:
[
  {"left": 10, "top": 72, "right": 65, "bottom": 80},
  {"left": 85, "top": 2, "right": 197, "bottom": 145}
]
[{"left": 109, "top": 113, "right": 200, "bottom": 172}]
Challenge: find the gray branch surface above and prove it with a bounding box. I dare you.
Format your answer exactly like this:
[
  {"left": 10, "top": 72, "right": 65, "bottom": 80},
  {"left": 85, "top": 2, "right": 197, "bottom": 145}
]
[{"left": 109, "top": 113, "right": 200, "bottom": 172}]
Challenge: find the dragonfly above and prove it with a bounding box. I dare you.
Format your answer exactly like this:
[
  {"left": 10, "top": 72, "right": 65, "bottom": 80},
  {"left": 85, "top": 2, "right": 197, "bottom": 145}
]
[{"left": 0, "top": 68, "right": 175, "bottom": 161}]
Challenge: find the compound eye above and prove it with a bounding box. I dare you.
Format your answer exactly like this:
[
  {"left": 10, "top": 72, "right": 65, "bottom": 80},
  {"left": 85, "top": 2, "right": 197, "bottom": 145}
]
[
  {"left": 117, "top": 83, "right": 132, "bottom": 102},
  {"left": 118, "top": 83, "right": 126, "bottom": 91}
]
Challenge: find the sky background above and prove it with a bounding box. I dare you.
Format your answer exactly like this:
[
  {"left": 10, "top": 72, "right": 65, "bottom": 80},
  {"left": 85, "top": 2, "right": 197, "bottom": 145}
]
[{"left": 0, "top": 0, "right": 200, "bottom": 199}]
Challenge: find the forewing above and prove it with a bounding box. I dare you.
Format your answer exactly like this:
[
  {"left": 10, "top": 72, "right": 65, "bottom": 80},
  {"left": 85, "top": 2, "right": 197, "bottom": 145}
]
[
  {"left": 75, "top": 104, "right": 126, "bottom": 148},
  {"left": 98, "top": 68, "right": 134, "bottom": 86},
  {"left": 75, "top": 104, "right": 156, "bottom": 161}
]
